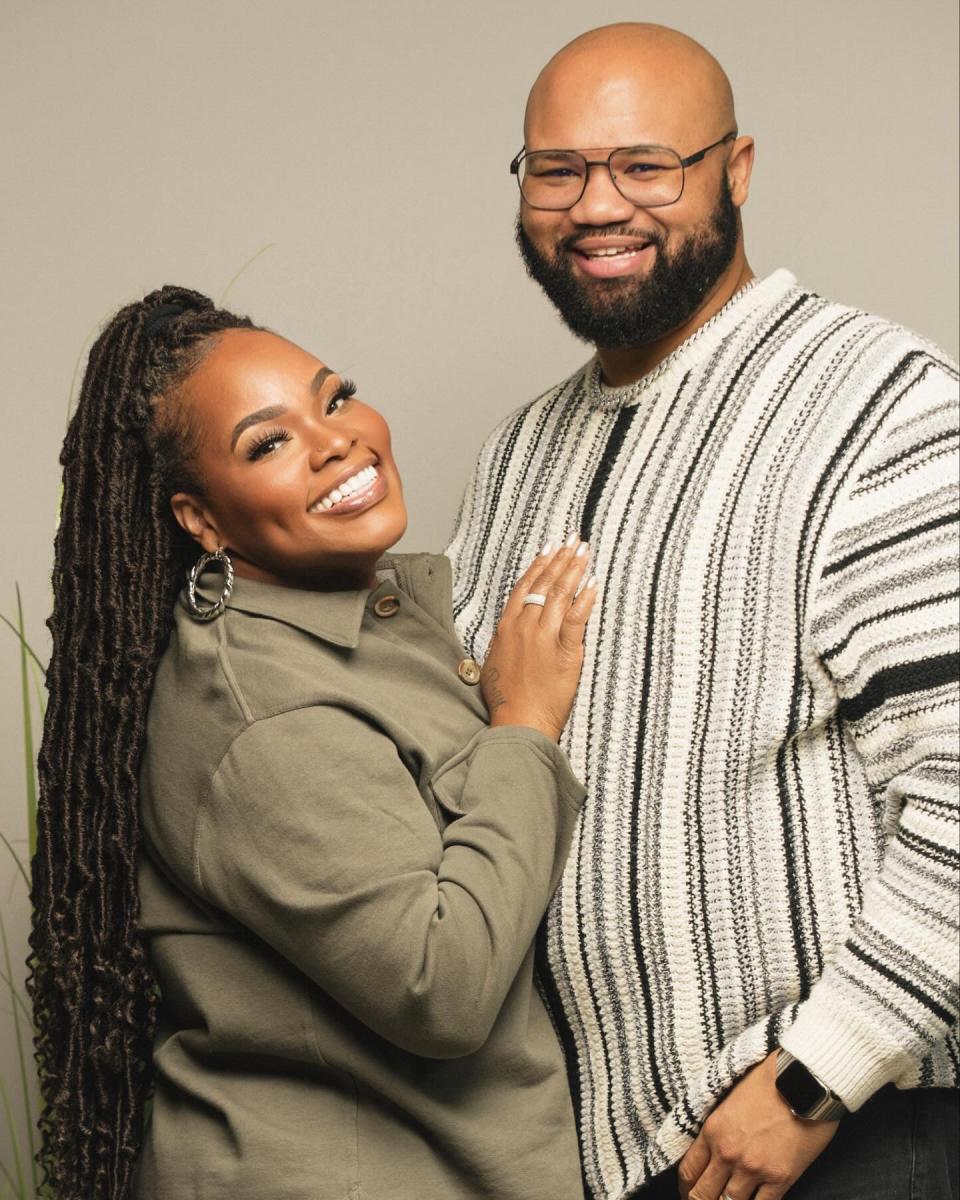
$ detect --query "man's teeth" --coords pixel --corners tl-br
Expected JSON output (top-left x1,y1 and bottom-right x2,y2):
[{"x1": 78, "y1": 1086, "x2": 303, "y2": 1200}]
[
  {"x1": 313, "y1": 465, "x2": 378, "y2": 511},
  {"x1": 581, "y1": 245, "x2": 646, "y2": 258}
]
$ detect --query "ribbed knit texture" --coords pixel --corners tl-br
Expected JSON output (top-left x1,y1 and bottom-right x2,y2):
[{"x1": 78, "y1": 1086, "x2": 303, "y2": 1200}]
[{"x1": 446, "y1": 270, "x2": 960, "y2": 1199}]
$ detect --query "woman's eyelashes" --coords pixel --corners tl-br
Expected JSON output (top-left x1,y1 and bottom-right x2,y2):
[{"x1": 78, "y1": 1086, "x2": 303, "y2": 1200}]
[
  {"x1": 244, "y1": 380, "x2": 359, "y2": 461},
  {"x1": 246, "y1": 427, "x2": 292, "y2": 461},
  {"x1": 327, "y1": 377, "x2": 357, "y2": 414}
]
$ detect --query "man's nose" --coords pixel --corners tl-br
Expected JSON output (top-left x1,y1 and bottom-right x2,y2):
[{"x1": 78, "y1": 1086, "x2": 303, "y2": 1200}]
[{"x1": 567, "y1": 162, "x2": 637, "y2": 226}]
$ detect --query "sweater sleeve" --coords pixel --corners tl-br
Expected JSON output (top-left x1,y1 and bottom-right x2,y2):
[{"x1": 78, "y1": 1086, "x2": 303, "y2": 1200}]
[
  {"x1": 193, "y1": 709, "x2": 585, "y2": 1059},
  {"x1": 781, "y1": 357, "x2": 960, "y2": 1110}
]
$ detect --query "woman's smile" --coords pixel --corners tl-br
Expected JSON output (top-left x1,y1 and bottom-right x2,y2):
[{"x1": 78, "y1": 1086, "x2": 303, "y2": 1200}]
[{"x1": 308, "y1": 462, "x2": 386, "y2": 515}]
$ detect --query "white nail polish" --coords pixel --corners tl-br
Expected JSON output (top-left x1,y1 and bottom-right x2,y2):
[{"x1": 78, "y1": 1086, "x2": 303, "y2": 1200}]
[
  {"x1": 540, "y1": 541, "x2": 553, "y2": 556},
  {"x1": 576, "y1": 542, "x2": 589, "y2": 557},
  {"x1": 565, "y1": 532, "x2": 578, "y2": 547},
  {"x1": 586, "y1": 574, "x2": 598, "y2": 588}
]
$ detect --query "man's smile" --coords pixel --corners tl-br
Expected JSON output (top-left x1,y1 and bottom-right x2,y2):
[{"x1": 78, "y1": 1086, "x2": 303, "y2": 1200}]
[
  {"x1": 569, "y1": 240, "x2": 656, "y2": 278},
  {"x1": 562, "y1": 234, "x2": 659, "y2": 279}
]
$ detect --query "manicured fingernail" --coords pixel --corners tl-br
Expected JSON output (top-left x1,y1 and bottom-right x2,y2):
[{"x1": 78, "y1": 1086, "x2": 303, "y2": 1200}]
[
  {"x1": 586, "y1": 574, "x2": 598, "y2": 588},
  {"x1": 540, "y1": 540, "x2": 553, "y2": 556},
  {"x1": 576, "y1": 541, "x2": 589, "y2": 557},
  {"x1": 565, "y1": 532, "x2": 578, "y2": 547}
]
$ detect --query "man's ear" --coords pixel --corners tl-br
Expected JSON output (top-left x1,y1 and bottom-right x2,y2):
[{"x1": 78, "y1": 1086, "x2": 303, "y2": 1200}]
[
  {"x1": 727, "y1": 135, "x2": 755, "y2": 208},
  {"x1": 170, "y1": 493, "x2": 224, "y2": 555}
]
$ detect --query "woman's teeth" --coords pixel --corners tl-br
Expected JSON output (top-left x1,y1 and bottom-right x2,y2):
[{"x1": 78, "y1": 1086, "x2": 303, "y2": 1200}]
[{"x1": 311, "y1": 465, "x2": 378, "y2": 512}]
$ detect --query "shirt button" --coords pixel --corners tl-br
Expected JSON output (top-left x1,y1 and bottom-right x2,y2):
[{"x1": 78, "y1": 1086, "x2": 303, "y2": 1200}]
[
  {"x1": 373, "y1": 595, "x2": 400, "y2": 618},
  {"x1": 457, "y1": 658, "x2": 482, "y2": 685}
]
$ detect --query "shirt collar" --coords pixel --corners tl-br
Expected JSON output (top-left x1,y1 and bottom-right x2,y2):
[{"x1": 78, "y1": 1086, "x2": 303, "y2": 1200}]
[
  {"x1": 195, "y1": 552, "x2": 448, "y2": 648},
  {"x1": 222, "y1": 575, "x2": 375, "y2": 648}
]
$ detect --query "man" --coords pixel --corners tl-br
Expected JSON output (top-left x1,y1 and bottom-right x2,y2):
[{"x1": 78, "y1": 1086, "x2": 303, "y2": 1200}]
[{"x1": 447, "y1": 23, "x2": 959, "y2": 1200}]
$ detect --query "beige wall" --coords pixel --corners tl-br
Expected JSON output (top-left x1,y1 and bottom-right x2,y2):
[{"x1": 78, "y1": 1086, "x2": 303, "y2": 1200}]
[{"x1": 1, "y1": 0, "x2": 957, "y2": 1181}]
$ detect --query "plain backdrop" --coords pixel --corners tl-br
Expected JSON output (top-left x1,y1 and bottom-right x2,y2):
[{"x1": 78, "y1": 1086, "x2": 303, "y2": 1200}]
[{"x1": 1, "y1": 0, "x2": 957, "y2": 1176}]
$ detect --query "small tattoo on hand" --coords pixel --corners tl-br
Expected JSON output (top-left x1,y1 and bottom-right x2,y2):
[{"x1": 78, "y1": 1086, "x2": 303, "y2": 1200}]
[{"x1": 486, "y1": 666, "x2": 508, "y2": 711}]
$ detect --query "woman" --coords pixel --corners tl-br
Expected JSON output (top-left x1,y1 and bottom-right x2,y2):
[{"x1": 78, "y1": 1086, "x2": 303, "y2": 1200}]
[{"x1": 31, "y1": 286, "x2": 597, "y2": 1199}]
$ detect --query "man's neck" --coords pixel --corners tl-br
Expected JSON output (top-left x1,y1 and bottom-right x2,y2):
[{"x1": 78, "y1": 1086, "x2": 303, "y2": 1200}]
[{"x1": 598, "y1": 254, "x2": 755, "y2": 387}]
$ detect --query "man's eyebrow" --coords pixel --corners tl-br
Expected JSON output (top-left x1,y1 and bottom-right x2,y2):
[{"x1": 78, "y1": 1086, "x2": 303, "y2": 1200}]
[
  {"x1": 230, "y1": 405, "x2": 288, "y2": 451},
  {"x1": 310, "y1": 366, "x2": 334, "y2": 396}
]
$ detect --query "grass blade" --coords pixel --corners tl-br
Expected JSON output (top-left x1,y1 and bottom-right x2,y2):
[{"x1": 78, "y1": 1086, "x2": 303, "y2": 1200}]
[
  {"x1": 0, "y1": 835, "x2": 28, "y2": 893},
  {"x1": 0, "y1": 614, "x2": 45, "y2": 678},
  {"x1": 218, "y1": 243, "x2": 274, "y2": 306},
  {"x1": 0, "y1": 1149, "x2": 24, "y2": 1198},
  {"x1": 0, "y1": 912, "x2": 36, "y2": 1195},
  {"x1": 0, "y1": 1042, "x2": 26, "y2": 1200},
  {"x1": 0, "y1": 963, "x2": 31, "y2": 1024},
  {"x1": 15, "y1": 589, "x2": 37, "y2": 862}
]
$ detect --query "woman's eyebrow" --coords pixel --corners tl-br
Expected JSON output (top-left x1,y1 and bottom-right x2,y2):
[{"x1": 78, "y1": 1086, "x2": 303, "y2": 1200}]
[
  {"x1": 230, "y1": 404, "x2": 287, "y2": 450},
  {"x1": 310, "y1": 366, "x2": 334, "y2": 395}
]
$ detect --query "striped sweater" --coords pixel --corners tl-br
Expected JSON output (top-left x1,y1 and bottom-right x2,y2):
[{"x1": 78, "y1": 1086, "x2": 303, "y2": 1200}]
[{"x1": 446, "y1": 269, "x2": 960, "y2": 1199}]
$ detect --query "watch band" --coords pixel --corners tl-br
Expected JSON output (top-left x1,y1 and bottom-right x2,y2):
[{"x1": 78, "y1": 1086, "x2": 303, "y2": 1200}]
[{"x1": 775, "y1": 1048, "x2": 848, "y2": 1121}]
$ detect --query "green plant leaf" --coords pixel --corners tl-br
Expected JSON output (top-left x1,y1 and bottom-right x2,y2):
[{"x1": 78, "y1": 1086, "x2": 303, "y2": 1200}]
[
  {"x1": 0, "y1": 897, "x2": 36, "y2": 1191},
  {"x1": 0, "y1": 833, "x2": 28, "y2": 892},
  {"x1": 0, "y1": 1016, "x2": 27, "y2": 1200},
  {"x1": 218, "y1": 243, "x2": 275, "y2": 306},
  {"x1": 15, "y1": 589, "x2": 37, "y2": 862},
  {"x1": 0, "y1": 614, "x2": 45, "y2": 678},
  {"x1": 0, "y1": 961, "x2": 31, "y2": 1024}
]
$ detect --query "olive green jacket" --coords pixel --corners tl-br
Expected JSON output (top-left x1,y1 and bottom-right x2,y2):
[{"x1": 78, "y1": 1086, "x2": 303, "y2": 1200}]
[{"x1": 135, "y1": 553, "x2": 585, "y2": 1199}]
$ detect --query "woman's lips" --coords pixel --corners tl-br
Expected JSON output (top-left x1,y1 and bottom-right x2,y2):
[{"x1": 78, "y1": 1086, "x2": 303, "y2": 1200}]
[
  {"x1": 569, "y1": 242, "x2": 655, "y2": 279},
  {"x1": 309, "y1": 466, "x2": 387, "y2": 517}
]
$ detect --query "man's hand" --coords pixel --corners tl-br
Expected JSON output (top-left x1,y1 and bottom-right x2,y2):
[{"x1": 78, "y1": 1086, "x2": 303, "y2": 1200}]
[{"x1": 677, "y1": 1051, "x2": 838, "y2": 1200}]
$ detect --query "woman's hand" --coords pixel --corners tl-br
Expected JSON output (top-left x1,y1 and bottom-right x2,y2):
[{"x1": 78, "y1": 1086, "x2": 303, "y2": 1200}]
[{"x1": 480, "y1": 537, "x2": 598, "y2": 741}]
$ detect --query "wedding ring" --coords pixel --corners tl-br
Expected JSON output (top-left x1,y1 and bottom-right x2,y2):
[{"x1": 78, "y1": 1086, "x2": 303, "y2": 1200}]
[{"x1": 522, "y1": 593, "x2": 547, "y2": 608}]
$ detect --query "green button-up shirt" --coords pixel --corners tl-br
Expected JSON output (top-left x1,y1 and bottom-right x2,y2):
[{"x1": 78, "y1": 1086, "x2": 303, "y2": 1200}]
[{"x1": 135, "y1": 553, "x2": 585, "y2": 1199}]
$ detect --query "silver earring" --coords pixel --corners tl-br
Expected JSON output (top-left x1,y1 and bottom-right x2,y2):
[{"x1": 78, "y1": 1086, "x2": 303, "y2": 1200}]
[{"x1": 185, "y1": 547, "x2": 234, "y2": 621}]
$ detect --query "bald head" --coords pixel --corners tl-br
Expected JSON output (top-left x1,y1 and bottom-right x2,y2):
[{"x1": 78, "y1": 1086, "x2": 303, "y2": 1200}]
[{"x1": 524, "y1": 24, "x2": 736, "y2": 153}]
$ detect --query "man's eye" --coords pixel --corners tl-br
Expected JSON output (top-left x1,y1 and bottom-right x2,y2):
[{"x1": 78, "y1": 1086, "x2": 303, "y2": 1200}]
[
  {"x1": 528, "y1": 156, "x2": 584, "y2": 181},
  {"x1": 533, "y1": 166, "x2": 583, "y2": 180},
  {"x1": 247, "y1": 428, "x2": 291, "y2": 461}
]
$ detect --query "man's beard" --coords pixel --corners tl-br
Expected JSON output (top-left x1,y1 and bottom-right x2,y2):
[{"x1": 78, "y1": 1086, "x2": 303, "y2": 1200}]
[{"x1": 515, "y1": 177, "x2": 740, "y2": 349}]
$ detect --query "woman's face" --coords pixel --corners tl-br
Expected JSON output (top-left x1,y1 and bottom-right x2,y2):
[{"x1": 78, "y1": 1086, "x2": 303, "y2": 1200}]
[{"x1": 170, "y1": 328, "x2": 407, "y2": 590}]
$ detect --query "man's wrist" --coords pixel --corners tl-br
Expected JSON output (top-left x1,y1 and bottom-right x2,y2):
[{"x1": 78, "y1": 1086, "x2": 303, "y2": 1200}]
[{"x1": 775, "y1": 1048, "x2": 848, "y2": 1122}]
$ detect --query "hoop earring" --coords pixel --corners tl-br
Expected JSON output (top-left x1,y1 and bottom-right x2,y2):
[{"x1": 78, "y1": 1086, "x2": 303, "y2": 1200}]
[{"x1": 185, "y1": 547, "x2": 235, "y2": 621}]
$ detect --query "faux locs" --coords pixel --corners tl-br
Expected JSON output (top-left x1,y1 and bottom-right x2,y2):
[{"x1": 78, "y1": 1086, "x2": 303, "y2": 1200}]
[{"x1": 30, "y1": 287, "x2": 255, "y2": 1198}]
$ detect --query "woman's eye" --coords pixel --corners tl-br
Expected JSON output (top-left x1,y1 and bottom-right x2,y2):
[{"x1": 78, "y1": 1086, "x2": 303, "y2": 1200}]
[
  {"x1": 327, "y1": 377, "x2": 358, "y2": 415},
  {"x1": 246, "y1": 428, "x2": 291, "y2": 461}
]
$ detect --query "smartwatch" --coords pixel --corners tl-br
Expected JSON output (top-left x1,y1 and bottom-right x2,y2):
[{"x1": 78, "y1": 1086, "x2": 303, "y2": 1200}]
[{"x1": 775, "y1": 1049, "x2": 848, "y2": 1122}]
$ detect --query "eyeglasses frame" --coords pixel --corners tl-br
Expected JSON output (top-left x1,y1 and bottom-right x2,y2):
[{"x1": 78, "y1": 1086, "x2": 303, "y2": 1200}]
[{"x1": 509, "y1": 131, "x2": 738, "y2": 211}]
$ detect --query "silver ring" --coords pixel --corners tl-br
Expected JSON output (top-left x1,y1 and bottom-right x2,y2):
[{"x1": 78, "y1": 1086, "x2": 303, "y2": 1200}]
[{"x1": 522, "y1": 593, "x2": 547, "y2": 608}]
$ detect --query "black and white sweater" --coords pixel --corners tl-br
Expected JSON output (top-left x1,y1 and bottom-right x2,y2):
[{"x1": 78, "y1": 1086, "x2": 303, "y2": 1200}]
[{"x1": 446, "y1": 270, "x2": 960, "y2": 1199}]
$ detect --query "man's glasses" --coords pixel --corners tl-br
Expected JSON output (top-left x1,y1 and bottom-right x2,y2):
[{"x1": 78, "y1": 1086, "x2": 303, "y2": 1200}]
[{"x1": 509, "y1": 132, "x2": 737, "y2": 211}]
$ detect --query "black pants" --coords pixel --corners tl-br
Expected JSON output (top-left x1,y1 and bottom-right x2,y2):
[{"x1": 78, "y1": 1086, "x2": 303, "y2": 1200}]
[{"x1": 636, "y1": 1086, "x2": 958, "y2": 1199}]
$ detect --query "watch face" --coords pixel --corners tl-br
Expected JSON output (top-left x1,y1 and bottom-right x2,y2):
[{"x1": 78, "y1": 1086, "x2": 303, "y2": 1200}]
[{"x1": 778, "y1": 1058, "x2": 826, "y2": 1113}]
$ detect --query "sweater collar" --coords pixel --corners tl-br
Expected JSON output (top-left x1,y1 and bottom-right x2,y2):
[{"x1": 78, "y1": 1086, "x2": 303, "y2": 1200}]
[
  {"x1": 191, "y1": 552, "x2": 452, "y2": 649},
  {"x1": 585, "y1": 268, "x2": 799, "y2": 411}
]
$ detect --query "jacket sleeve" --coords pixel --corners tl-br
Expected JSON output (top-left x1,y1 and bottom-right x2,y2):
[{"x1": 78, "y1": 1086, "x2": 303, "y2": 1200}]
[
  {"x1": 193, "y1": 710, "x2": 585, "y2": 1059},
  {"x1": 782, "y1": 358, "x2": 960, "y2": 1110}
]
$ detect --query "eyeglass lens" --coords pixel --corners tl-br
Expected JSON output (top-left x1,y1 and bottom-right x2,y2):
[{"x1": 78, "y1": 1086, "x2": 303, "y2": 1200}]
[{"x1": 518, "y1": 147, "x2": 684, "y2": 210}]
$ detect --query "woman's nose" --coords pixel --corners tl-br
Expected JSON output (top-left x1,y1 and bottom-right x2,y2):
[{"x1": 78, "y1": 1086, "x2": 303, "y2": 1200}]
[{"x1": 307, "y1": 423, "x2": 355, "y2": 468}]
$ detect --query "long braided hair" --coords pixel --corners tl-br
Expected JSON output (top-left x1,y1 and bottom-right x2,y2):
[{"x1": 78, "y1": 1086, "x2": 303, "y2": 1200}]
[{"x1": 30, "y1": 286, "x2": 256, "y2": 1198}]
